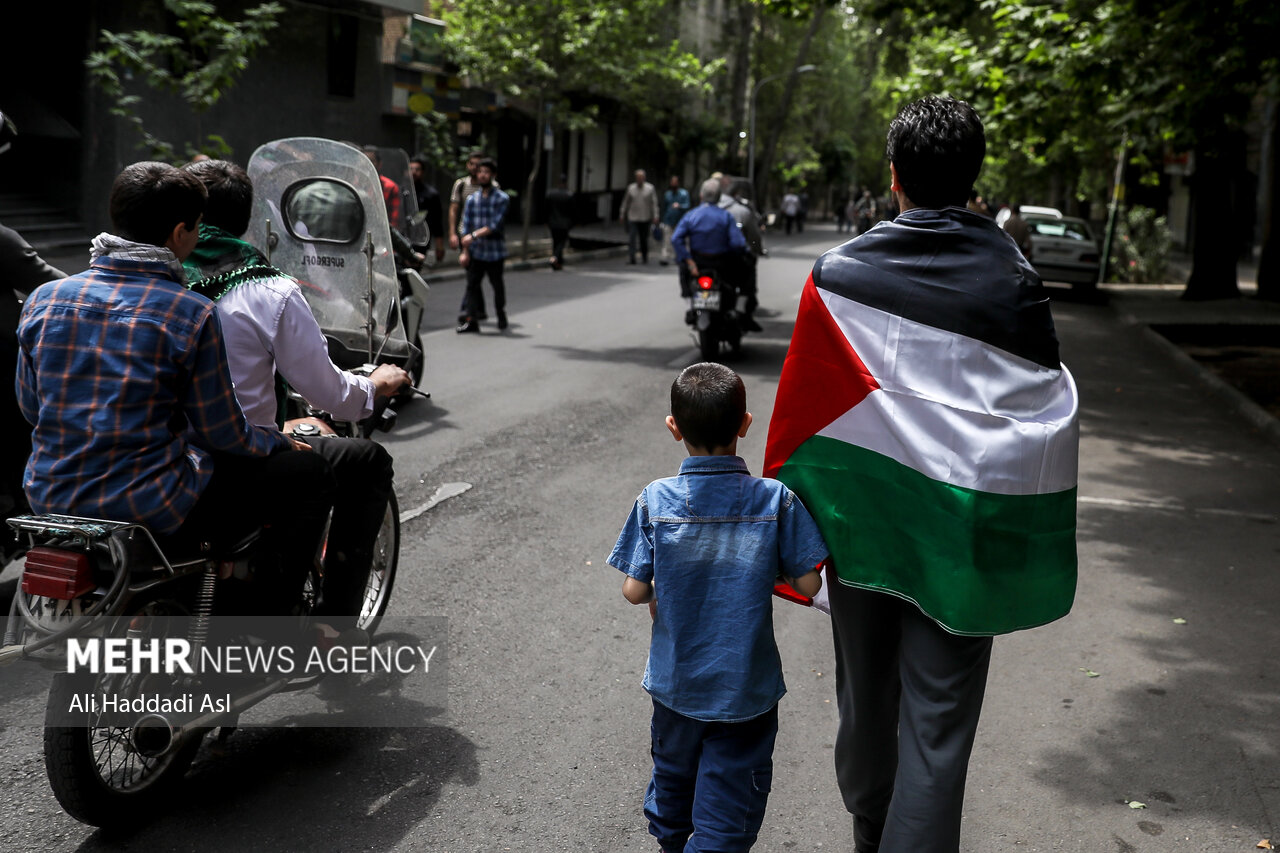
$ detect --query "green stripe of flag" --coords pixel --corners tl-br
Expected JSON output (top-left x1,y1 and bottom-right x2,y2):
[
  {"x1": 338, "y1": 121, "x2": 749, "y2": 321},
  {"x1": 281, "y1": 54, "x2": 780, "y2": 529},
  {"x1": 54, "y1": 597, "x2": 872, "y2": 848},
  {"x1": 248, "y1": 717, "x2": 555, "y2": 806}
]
[{"x1": 780, "y1": 435, "x2": 1077, "y2": 636}]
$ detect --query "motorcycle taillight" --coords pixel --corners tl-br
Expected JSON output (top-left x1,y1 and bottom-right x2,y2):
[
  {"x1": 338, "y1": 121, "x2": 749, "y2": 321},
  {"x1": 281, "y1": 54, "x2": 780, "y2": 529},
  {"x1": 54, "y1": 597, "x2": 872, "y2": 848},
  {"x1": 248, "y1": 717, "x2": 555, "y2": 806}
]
[
  {"x1": 22, "y1": 548, "x2": 96, "y2": 600},
  {"x1": 697, "y1": 276, "x2": 715, "y2": 290}
]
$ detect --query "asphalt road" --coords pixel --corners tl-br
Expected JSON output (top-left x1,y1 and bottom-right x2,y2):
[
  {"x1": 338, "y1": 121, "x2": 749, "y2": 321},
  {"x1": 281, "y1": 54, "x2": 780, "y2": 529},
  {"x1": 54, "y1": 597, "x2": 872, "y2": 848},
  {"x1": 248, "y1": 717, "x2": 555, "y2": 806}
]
[{"x1": 2, "y1": 226, "x2": 1278, "y2": 852}]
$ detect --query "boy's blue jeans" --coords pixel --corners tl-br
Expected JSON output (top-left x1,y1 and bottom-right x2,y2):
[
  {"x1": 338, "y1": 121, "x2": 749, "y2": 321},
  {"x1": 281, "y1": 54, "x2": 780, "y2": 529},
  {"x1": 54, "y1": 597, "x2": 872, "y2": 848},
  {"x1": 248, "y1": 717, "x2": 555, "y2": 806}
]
[{"x1": 646, "y1": 699, "x2": 778, "y2": 853}]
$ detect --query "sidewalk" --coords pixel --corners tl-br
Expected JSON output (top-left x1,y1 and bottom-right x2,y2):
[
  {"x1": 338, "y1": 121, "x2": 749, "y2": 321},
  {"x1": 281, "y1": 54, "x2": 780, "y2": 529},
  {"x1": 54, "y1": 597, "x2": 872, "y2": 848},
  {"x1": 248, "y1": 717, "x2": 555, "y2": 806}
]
[{"x1": 977, "y1": 281, "x2": 1280, "y2": 850}]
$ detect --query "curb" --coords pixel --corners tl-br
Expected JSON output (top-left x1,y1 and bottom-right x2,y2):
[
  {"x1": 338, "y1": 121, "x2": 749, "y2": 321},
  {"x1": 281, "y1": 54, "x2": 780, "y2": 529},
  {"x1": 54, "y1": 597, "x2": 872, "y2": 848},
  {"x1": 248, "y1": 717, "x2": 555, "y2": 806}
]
[{"x1": 1114, "y1": 305, "x2": 1280, "y2": 450}]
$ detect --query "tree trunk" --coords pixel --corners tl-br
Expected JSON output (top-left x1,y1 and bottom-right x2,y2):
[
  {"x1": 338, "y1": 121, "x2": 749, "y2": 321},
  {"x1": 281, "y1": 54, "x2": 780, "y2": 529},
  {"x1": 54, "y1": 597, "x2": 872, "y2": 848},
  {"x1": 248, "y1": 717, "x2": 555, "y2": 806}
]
[
  {"x1": 723, "y1": 0, "x2": 754, "y2": 173},
  {"x1": 755, "y1": 3, "x2": 828, "y2": 208},
  {"x1": 1183, "y1": 138, "x2": 1242, "y2": 301},
  {"x1": 1257, "y1": 96, "x2": 1279, "y2": 301},
  {"x1": 520, "y1": 96, "x2": 546, "y2": 260}
]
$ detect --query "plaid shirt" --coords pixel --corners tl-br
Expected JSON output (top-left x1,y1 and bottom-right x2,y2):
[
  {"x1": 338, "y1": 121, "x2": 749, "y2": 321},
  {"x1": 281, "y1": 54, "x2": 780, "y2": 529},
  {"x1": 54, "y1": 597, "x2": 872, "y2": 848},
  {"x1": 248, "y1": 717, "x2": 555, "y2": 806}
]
[
  {"x1": 461, "y1": 186, "x2": 509, "y2": 261},
  {"x1": 16, "y1": 256, "x2": 292, "y2": 534}
]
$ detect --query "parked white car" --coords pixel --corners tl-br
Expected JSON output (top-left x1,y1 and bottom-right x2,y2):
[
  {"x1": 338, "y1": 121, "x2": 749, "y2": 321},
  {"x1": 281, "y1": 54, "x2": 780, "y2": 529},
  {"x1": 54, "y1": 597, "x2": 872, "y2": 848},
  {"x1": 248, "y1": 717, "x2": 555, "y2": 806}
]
[{"x1": 1025, "y1": 214, "x2": 1101, "y2": 287}]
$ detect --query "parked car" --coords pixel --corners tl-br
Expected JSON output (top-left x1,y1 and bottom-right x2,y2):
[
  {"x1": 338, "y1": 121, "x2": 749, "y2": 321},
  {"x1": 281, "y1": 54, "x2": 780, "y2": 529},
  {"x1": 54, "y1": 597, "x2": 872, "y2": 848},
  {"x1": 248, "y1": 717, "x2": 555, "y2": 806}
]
[
  {"x1": 996, "y1": 204, "x2": 1062, "y2": 226},
  {"x1": 1025, "y1": 214, "x2": 1101, "y2": 287}
]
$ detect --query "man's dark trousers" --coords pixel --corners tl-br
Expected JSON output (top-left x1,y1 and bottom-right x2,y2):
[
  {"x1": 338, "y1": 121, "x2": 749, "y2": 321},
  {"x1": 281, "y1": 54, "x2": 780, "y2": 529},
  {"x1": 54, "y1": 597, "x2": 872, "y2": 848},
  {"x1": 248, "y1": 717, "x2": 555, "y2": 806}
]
[
  {"x1": 464, "y1": 258, "x2": 506, "y2": 322},
  {"x1": 549, "y1": 227, "x2": 570, "y2": 266},
  {"x1": 166, "y1": 449, "x2": 336, "y2": 615},
  {"x1": 829, "y1": 581, "x2": 992, "y2": 853},
  {"x1": 302, "y1": 435, "x2": 394, "y2": 629},
  {"x1": 628, "y1": 221, "x2": 651, "y2": 263}
]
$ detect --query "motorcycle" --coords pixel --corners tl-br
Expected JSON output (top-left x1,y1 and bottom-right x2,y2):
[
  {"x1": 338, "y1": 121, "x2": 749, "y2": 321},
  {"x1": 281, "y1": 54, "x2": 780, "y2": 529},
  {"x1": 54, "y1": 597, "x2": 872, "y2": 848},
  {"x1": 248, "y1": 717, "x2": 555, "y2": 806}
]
[
  {"x1": 0, "y1": 137, "x2": 420, "y2": 829},
  {"x1": 685, "y1": 259, "x2": 744, "y2": 361}
]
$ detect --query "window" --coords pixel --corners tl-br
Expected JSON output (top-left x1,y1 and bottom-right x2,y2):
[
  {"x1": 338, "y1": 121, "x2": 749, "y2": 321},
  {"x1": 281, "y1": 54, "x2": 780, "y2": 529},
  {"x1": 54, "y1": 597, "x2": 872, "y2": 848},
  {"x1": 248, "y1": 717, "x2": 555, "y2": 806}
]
[{"x1": 284, "y1": 179, "x2": 364, "y2": 244}]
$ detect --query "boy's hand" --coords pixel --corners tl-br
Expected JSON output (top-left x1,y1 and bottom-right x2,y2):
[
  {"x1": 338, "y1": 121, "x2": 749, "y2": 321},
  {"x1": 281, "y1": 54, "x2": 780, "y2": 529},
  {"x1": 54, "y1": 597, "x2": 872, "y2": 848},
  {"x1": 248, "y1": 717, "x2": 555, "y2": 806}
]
[{"x1": 622, "y1": 576, "x2": 654, "y2": 605}]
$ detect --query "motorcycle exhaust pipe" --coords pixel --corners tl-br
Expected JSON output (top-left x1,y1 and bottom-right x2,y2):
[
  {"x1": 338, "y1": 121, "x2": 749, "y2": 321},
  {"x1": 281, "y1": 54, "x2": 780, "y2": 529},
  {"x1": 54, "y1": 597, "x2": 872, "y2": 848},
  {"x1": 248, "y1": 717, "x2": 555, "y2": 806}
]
[
  {"x1": 131, "y1": 713, "x2": 174, "y2": 758},
  {"x1": 128, "y1": 675, "x2": 296, "y2": 756}
]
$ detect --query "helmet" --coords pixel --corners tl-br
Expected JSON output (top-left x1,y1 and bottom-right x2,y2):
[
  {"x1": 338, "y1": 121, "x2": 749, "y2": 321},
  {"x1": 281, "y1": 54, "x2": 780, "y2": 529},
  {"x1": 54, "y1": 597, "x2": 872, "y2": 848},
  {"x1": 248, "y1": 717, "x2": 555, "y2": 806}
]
[{"x1": 0, "y1": 111, "x2": 16, "y2": 156}]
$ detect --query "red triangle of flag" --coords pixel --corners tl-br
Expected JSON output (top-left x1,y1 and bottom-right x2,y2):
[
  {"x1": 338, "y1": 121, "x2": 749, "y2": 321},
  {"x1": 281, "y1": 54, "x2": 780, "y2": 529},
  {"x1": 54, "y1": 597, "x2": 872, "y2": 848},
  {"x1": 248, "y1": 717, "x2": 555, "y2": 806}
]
[{"x1": 764, "y1": 274, "x2": 879, "y2": 477}]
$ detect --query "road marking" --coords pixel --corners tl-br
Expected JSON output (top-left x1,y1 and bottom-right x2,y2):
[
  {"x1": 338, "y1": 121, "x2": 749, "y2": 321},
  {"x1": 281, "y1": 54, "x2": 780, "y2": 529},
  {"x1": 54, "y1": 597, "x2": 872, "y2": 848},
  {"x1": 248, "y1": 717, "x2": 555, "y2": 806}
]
[
  {"x1": 400, "y1": 482, "x2": 473, "y2": 523},
  {"x1": 1078, "y1": 495, "x2": 1276, "y2": 523}
]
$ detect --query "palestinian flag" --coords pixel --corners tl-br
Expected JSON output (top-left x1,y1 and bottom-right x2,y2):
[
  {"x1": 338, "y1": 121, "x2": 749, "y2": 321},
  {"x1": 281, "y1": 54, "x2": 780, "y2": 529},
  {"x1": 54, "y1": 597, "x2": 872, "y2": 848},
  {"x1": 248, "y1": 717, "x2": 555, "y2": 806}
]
[{"x1": 765, "y1": 207, "x2": 1079, "y2": 636}]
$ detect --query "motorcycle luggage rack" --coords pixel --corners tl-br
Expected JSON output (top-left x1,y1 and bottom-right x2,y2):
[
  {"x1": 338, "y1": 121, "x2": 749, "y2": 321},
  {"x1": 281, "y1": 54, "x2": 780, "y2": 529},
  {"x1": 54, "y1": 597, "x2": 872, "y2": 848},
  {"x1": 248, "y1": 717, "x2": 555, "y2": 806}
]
[{"x1": 7, "y1": 514, "x2": 178, "y2": 576}]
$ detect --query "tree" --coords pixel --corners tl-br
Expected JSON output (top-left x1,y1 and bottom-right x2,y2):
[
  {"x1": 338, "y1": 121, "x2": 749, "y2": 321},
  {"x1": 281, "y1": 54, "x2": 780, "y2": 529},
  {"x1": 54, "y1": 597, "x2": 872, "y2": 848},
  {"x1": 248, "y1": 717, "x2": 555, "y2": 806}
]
[
  {"x1": 875, "y1": 0, "x2": 1280, "y2": 299},
  {"x1": 441, "y1": 0, "x2": 720, "y2": 257},
  {"x1": 86, "y1": 0, "x2": 283, "y2": 162}
]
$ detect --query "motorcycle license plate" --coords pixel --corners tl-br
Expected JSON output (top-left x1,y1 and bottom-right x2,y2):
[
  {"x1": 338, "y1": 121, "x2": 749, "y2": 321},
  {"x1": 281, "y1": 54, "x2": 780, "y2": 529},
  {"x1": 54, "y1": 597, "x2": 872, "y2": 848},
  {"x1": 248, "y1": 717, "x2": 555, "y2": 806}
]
[{"x1": 691, "y1": 291, "x2": 721, "y2": 311}]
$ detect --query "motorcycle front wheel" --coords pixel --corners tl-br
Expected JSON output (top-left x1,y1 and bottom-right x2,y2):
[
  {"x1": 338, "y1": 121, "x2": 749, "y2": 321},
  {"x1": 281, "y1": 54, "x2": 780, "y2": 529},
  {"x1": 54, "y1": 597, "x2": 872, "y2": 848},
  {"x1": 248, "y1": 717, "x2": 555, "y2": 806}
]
[
  {"x1": 356, "y1": 491, "x2": 399, "y2": 635},
  {"x1": 43, "y1": 672, "x2": 204, "y2": 827}
]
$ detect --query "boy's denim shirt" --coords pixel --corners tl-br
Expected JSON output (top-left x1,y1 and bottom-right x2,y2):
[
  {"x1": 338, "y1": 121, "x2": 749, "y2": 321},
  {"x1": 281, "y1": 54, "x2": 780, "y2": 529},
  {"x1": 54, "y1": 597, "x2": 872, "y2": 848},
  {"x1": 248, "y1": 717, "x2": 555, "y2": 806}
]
[{"x1": 608, "y1": 455, "x2": 829, "y2": 722}]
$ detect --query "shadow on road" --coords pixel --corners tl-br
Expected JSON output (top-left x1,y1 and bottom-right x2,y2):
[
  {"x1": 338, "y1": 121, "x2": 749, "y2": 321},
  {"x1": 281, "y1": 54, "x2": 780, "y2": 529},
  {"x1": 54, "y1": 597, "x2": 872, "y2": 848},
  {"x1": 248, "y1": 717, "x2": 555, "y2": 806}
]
[{"x1": 1024, "y1": 300, "x2": 1280, "y2": 837}]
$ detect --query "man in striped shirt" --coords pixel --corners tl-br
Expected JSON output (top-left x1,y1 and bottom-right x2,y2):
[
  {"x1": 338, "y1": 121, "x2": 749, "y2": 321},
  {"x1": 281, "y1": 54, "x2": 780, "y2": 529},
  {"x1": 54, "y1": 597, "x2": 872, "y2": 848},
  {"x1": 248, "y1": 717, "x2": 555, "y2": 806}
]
[{"x1": 16, "y1": 162, "x2": 333, "y2": 609}]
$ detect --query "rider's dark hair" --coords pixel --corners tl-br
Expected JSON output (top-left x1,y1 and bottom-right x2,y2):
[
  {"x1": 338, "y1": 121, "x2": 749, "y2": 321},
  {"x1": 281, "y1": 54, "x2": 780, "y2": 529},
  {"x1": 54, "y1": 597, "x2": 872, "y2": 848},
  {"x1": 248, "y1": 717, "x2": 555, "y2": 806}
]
[
  {"x1": 183, "y1": 159, "x2": 253, "y2": 237},
  {"x1": 476, "y1": 157, "x2": 498, "y2": 174},
  {"x1": 109, "y1": 162, "x2": 206, "y2": 247},
  {"x1": 410, "y1": 155, "x2": 427, "y2": 168},
  {"x1": 670, "y1": 363, "x2": 745, "y2": 452},
  {"x1": 885, "y1": 96, "x2": 985, "y2": 209}
]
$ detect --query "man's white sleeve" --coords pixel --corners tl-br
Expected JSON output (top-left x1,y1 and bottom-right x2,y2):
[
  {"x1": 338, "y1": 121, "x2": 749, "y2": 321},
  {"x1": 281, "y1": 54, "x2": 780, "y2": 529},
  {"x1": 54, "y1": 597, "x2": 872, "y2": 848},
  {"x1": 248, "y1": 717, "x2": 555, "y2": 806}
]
[{"x1": 273, "y1": 286, "x2": 376, "y2": 421}]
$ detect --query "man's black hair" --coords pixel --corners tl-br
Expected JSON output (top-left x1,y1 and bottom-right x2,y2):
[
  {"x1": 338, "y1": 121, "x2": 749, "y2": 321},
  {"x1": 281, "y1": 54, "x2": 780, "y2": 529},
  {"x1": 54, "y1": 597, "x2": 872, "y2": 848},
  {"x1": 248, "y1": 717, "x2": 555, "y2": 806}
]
[
  {"x1": 109, "y1": 161, "x2": 206, "y2": 247},
  {"x1": 183, "y1": 159, "x2": 253, "y2": 237},
  {"x1": 410, "y1": 154, "x2": 428, "y2": 168},
  {"x1": 885, "y1": 96, "x2": 985, "y2": 209},
  {"x1": 476, "y1": 157, "x2": 498, "y2": 174},
  {"x1": 670, "y1": 362, "x2": 746, "y2": 451}
]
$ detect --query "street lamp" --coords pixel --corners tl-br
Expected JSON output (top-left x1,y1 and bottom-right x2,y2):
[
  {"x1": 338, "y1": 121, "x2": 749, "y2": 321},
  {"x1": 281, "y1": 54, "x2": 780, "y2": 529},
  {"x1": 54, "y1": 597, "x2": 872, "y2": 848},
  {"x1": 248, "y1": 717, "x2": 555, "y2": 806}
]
[{"x1": 747, "y1": 64, "x2": 817, "y2": 198}]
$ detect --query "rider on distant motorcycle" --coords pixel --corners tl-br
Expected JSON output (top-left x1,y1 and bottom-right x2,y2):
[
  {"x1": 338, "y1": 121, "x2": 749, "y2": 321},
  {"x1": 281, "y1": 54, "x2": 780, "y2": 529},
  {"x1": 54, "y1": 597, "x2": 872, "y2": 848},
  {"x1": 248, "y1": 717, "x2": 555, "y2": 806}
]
[
  {"x1": 182, "y1": 159, "x2": 410, "y2": 630},
  {"x1": 670, "y1": 179, "x2": 750, "y2": 314}
]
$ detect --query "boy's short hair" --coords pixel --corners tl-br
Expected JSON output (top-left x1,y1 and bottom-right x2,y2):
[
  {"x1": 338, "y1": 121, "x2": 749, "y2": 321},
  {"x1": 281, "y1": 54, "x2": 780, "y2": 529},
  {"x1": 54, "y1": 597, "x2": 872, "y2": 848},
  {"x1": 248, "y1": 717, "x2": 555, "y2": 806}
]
[
  {"x1": 183, "y1": 159, "x2": 253, "y2": 237},
  {"x1": 885, "y1": 95, "x2": 985, "y2": 210},
  {"x1": 671, "y1": 363, "x2": 746, "y2": 451},
  {"x1": 109, "y1": 162, "x2": 207, "y2": 247},
  {"x1": 476, "y1": 157, "x2": 498, "y2": 174}
]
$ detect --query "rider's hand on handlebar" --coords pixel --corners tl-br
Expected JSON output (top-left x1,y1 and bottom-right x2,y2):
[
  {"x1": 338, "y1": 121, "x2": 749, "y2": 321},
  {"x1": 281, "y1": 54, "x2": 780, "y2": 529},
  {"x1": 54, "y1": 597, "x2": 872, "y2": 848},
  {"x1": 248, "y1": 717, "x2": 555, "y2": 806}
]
[{"x1": 370, "y1": 363, "x2": 412, "y2": 399}]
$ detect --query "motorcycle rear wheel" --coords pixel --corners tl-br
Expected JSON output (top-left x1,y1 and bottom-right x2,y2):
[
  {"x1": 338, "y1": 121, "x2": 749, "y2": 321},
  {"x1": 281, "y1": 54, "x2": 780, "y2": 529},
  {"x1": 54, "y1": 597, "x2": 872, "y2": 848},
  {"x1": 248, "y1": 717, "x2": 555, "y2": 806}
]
[
  {"x1": 43, "y1": 672, "x2": 204, "y2": 827},
  {"x1": 356, "y1": 491, "x2": 399, "y2": 635},
  {"x1": 698, "y1": 327, "x2": 719, "y2": 361}
]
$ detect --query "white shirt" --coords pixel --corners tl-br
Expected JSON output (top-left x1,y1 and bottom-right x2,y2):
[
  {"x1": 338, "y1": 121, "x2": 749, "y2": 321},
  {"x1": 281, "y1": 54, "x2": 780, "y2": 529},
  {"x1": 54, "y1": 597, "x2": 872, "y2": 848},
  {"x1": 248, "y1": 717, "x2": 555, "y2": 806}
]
[
  {"x1": 782, "y1": 193, "x2": 800, "y2": 216},
  {"x1": 215, "y1": 275, "x2": 376, "y2": 426}
]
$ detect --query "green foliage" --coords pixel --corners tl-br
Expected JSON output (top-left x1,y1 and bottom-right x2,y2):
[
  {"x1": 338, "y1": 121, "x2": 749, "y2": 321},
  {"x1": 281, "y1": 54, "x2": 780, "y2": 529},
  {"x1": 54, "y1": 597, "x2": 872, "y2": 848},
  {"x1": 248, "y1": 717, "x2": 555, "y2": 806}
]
[
  {"x1": 1111, "y1": 206, "x2": 1172, "y2": 284},
  {"x1": 86, "y1": 0, "x2": 283, "y2": 162},
  {"x1": 412, "y1": 111, "x2": 466, "y2": 176},
  {"x1": 441, "y1": 0, "x2": 719, "y2": 126}
]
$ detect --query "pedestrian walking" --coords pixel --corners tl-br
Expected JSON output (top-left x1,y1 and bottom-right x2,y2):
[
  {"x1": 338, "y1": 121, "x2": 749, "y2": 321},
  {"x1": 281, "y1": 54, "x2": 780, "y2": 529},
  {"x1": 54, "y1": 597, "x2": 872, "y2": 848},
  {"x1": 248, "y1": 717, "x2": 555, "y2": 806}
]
[
  {"x1": 797, "y1": 189, "x2": 809, "y2": 233},
  {"x1": 545, "y1": 174, "x2": 574, "y2": 270},
  {"x1": 449, "y1": 150, "x2": 499, "y2": 322},
  {"x1": 620, "y1": 169, "x2": 659, "y2": 264},
  {"x1": 608, "y1": 362, "x2": 828, "y2": 853},
  {"x1": 781, "y1": 189, "x2": 800, "y2": 234},
  {"x1": 409, "y1": 155, "x2": 445, "y2": 264},
  {"x1": 764, "y1": 95, "x2": 1079, "y2": 853},
  {"x1": 457, "y1": 158, "x2": 510, "y2": 333},
  {"x1": 855, "y1": 189, "x2": 877, "y2": 235},
  {"x1": 659, "y1": 175, "x2": 691, "y2": 266},
  {"x1": 1001, "y1": 203, "x2": 1033, "y2": 259}
]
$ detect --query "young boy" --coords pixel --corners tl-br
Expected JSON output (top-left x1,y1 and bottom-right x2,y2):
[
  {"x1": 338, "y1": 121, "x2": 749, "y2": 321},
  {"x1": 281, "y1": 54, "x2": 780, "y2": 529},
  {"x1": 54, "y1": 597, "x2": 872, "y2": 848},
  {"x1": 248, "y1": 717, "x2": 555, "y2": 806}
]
[{"x1": 607, "y1": 362, "x2": 829, "y2": 853}]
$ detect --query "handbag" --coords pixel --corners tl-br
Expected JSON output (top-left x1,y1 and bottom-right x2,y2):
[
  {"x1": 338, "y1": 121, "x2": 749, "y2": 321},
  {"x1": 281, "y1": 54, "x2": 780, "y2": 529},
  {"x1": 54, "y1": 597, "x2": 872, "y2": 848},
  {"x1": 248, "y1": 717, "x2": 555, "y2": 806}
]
[{"x1": 652, "y1": 223, "x2": 664, "y2": 242}]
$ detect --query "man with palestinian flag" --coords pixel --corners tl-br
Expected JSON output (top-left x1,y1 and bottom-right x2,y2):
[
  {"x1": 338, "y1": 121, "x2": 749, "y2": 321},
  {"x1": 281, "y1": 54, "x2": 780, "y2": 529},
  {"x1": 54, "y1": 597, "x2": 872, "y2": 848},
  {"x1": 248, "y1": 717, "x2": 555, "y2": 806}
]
[{"x1": 764, "y1": 96, "x2": 1079, "y2": 852}]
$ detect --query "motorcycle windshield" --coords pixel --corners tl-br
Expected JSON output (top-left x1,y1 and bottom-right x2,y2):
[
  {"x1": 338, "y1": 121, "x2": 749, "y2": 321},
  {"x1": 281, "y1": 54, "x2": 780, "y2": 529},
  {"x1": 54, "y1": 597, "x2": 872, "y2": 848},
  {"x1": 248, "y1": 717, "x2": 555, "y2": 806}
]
[
  {"x1": 378, "y1": 147, "x2": 429, "y2": 247},
  {"x1": 245, "y1": 138, "x2": 407, "y2": 357}
]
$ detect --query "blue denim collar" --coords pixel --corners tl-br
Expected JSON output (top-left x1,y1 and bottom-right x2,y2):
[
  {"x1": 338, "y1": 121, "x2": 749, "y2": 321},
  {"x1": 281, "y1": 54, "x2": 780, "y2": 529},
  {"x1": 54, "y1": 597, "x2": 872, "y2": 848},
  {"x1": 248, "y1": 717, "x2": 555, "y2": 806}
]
[{"x1": 678, "y1": 455, "x2": 750, "y2": 476}]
